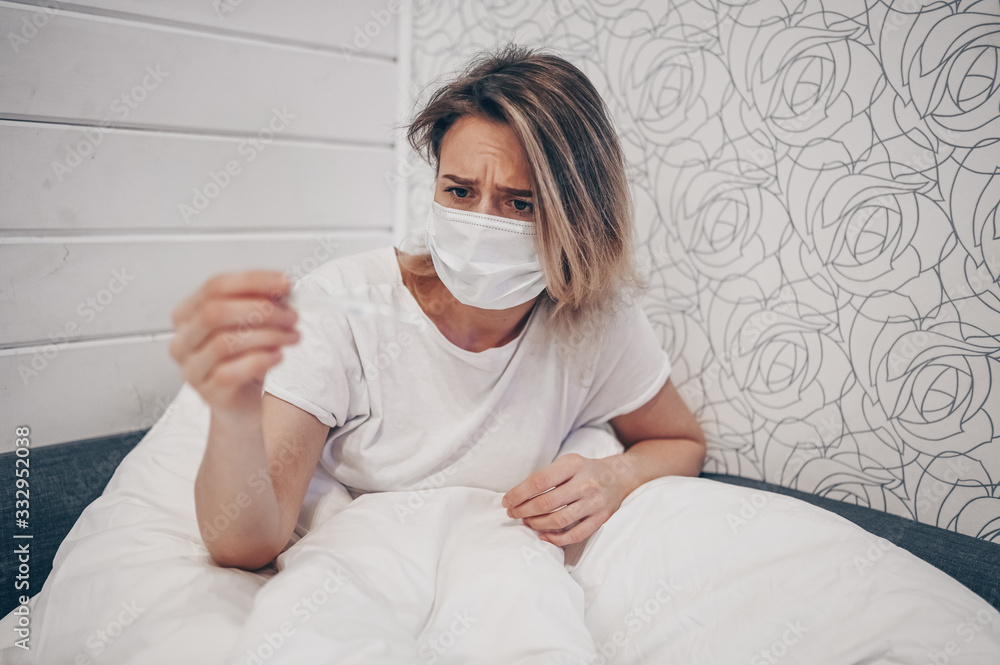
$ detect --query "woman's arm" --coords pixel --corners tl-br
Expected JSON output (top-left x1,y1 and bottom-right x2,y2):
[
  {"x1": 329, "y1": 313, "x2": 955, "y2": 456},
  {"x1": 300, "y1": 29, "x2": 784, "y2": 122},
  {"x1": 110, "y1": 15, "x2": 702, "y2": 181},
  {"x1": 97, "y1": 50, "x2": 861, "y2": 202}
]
[
  {"x1": 503, "y1": 378, "x2": 705, "y2": 547},
  {"x1": 170, "y1": 270, "x2": 328, "y2": 570},
  {"x1": 607, "y1": 377, "x2": 707, "y2": 495},
  {"x1": 195, "y1": 393, "x2": 328, "y2": 570}
]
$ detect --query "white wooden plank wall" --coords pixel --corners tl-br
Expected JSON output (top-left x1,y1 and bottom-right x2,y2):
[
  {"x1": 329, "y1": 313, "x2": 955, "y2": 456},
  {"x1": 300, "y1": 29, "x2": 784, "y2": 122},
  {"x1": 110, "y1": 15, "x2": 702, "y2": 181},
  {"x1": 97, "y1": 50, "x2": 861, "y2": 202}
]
[{"x1": 0, "y1": 0, "x2": 409, "y2": 450}]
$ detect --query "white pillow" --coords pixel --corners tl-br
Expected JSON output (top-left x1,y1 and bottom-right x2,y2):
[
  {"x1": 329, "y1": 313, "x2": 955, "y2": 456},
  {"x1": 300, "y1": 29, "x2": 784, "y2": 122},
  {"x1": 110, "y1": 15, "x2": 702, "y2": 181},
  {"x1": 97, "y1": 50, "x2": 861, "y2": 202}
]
[{"x1": 568, "y1": 474, "x2": 1000, "y2": 664}]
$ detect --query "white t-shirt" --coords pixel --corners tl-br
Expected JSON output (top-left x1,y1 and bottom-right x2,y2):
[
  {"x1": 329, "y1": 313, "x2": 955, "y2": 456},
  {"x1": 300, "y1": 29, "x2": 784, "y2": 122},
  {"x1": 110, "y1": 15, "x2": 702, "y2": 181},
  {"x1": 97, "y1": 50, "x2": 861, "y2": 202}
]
[{"x1": 262, "y1": 246, "x2": 671, "y2": 497}]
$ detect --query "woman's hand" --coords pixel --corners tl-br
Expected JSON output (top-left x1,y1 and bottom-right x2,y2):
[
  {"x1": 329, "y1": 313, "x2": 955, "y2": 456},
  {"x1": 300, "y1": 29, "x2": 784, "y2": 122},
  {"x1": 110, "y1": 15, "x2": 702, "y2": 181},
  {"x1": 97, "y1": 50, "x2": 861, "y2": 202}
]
[
  {"x1": 169, "y1": 270, "x2": 300, "y2": 422},
  {"x1": 502, "y1": 453, "x2": 637, "y2": 547}
]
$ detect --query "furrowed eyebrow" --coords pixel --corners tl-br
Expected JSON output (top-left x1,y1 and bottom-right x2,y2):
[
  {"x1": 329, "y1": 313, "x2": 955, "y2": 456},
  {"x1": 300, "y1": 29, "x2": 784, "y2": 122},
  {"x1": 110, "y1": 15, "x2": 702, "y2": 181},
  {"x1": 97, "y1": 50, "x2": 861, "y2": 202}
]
[
  {"x1": 441, "y1": 174, "x2": 533, "y2": 198},
  {"x1": 498, "y1": 186, "x2": 533, "y2": 198},
  {"x1": 442, "y1": 174, "x2": 475, "y2": 186}
]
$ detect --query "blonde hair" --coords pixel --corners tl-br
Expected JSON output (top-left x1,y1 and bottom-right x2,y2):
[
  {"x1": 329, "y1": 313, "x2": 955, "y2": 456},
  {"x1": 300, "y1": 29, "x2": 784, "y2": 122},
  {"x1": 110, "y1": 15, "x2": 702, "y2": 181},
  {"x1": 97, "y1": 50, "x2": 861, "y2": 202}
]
[{"x1": 404, "y1": 44, "x2": 645, "y2": 359}]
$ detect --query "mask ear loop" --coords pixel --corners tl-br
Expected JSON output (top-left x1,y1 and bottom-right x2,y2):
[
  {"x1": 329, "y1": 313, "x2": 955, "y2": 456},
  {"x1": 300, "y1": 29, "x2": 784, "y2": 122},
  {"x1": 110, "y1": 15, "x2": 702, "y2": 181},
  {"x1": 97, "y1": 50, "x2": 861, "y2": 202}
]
[
  {"x1": 423, "y1": 203, "x2": 435, "y2": 263},
  {"x1": 396, "y1": 179, "x2": 435, "y2": 256},
  {"x1": 416, "y1": 177, "x2": 438, "y2": 254}
]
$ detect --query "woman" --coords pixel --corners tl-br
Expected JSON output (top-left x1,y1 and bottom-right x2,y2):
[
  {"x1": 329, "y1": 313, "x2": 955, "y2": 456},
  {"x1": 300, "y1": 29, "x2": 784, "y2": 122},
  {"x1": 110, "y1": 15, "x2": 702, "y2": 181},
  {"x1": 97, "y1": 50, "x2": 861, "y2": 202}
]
[{"x1": 170, "y1": 45, "x2": 705, "y2": 583}]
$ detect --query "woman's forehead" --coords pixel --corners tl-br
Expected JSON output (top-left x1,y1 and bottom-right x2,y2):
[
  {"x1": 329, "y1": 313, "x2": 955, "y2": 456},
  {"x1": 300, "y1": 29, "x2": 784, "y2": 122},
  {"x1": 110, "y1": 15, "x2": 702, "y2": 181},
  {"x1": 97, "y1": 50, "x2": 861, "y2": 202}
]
[{"x1": 438, "y1": 115, "x2": 532, "y2": 187}]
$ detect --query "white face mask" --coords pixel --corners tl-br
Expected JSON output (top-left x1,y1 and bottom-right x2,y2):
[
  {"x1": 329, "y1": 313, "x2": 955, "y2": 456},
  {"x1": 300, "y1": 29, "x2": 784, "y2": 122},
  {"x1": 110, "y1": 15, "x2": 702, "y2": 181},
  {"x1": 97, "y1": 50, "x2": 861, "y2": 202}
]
[{"x1": 425, "y1": 201, "x2": 547, "y2": 310}]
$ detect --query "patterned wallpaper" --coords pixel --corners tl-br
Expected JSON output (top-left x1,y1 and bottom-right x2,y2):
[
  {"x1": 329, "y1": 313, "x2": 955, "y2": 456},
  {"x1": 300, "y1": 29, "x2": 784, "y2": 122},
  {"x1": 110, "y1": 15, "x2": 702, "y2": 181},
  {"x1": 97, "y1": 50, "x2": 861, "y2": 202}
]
[{"x1": 402, "y1": 0, "x2": 1000, "y2": 541}]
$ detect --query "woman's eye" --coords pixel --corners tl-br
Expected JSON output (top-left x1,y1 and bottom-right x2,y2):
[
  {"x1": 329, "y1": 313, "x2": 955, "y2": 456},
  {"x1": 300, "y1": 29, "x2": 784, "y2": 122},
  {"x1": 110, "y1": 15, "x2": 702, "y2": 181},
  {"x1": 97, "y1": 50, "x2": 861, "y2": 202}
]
[
  {"x1": 513, "y1": 200, "x2": 533, "y2": 213},
  {"x1": 446, "y1": 187, "x2": 469, "y2": 199}
]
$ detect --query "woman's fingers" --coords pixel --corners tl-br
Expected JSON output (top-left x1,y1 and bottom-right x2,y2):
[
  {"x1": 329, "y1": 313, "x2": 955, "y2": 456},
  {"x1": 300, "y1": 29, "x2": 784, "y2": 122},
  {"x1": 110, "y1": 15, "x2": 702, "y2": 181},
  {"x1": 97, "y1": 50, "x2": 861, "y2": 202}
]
[
  {"x1": 168, "y1": 270, "x2": 298, "y2": 415},
  {"x1": 538, "y1": 514, "x2": 600, "y2": 547},
  {"x1": 508, "y1": 481, "x2": 578, "y2": 520},
  {"x1": 171, "y1": 270, "x2": 290, "y2": 327},
  {"x1": 170, "y1": 296, "x2": 297, "y2": 361},
  {"x1": 198, "y1": 347, "x2": 286, "y2": 408},
  {"x1": 504, "y1": 454, "x2": 624, "y2": 542},
  {"x1": 523, "y1": 499, "x2": 591, "y2": 532},
  {"x1": 502, "y1": 454, "x2": 582, "y2": 512},
  {"x1": 181, "y1": 326, "x2": 300, "y2": 387}
]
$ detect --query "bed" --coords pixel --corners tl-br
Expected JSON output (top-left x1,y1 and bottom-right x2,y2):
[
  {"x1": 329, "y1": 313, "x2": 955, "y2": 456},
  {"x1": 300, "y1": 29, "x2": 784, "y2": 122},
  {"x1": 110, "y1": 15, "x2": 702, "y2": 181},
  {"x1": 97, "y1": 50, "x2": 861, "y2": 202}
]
[{"x1": 2, "y1": 382, "x2": 999, "y2": 663}]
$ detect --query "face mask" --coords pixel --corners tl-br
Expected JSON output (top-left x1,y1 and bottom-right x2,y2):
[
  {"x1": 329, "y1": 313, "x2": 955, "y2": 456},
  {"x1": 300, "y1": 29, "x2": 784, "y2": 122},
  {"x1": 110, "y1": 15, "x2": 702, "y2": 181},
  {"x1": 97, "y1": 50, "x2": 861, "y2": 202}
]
[{"x1": 425, "y1": 201, "x2": 547, "y2": 310}]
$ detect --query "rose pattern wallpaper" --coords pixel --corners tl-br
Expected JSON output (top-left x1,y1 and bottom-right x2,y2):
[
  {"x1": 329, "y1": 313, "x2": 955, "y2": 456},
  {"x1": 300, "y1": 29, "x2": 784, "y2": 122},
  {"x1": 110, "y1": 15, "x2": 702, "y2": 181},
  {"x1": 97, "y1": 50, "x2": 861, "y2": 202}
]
[{"x1": 403, "y1": 0, "x2": 1000, "y2": 541}]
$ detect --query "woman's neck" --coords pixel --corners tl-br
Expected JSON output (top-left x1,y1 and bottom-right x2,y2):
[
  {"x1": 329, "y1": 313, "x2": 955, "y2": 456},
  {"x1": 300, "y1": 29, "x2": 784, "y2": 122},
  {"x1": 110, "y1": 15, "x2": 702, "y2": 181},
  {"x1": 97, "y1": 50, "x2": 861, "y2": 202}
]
[{"x1": 397, "y1": 249, "x2": 537, "y2": 353}]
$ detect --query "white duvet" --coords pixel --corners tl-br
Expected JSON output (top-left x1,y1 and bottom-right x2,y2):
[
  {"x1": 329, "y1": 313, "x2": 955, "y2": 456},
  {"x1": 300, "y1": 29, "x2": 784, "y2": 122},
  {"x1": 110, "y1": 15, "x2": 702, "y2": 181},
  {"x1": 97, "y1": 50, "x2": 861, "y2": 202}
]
[{"x1": 2, "y1": 384, "x2": 999, "y2": 664}]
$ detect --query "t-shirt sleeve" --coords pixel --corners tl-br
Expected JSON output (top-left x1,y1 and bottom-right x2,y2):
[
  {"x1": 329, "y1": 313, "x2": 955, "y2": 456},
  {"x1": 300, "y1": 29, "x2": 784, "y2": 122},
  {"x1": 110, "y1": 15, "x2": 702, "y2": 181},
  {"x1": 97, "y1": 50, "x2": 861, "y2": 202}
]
[
  {"x1": 572, "y1": 298, "x2": 672, "y2": 428},
  {"x1": 262, "y1": 274, "x2": 364, "y2": 429}
]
